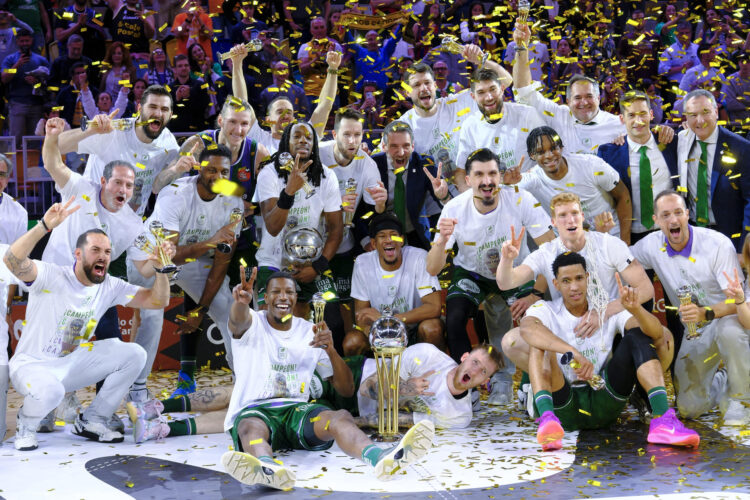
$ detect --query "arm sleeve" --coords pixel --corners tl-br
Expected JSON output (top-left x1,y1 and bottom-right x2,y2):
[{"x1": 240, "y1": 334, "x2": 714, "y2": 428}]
[
  {"x1": 256, "y1": 166, "x2": 281, "y2": 203},
  {"x1": 629, "y1": 238, "x2": 653, "y2": 270},
  {"x1": 520, "y1": 190, "x2": 553, "y2": 238},
  {"x1": 322, "y1": 172, "x2": 342, "y2": 212},
  {"x1": 155, "y1": 189, "x2": 184, "y2": 233},
  {"x1": 112, "y1": 90, "x2": 129, "y2": 118},
  {"x1": 360, "y1": 159, "x2": 380, "y2": 205},
  {"x1": 602, "y1": 234, "x2": 635, "y2": 272},
  {"x1": 460, "y1": 20, "x2": 475, "y2": 43},
  {"x1": 522, "y1": 245, "x2": 548, "y2": 277},
  {"x1": 349, "y1": 256, "x2": 368, "y2": 301},
  {"x1": 316, "y1": 349, "x2": 334, "y2": 380},
  {"x1": 415, "y1": 250, "x2": 441, "y2": 296},
  {"x1": 714, "y1": 237, "x2": 742, "y2": 290},
  {"x1": 77, "y1": 132, "x2": 106, "y2": 155},
  {"x1": 591, "y1": 156, "x2": 621, "y2": 191},
  {"x1": 109, "y1": 277, "x2": 141, "y2": 307},
  {"x1": 657, "y1": 48, "x2": 671, "y2": 75},
  {"x1": 80, "y1": 88, "x2": 98, "y2": 119},
  {"x1": 27, "y1": 259, "x2": 53, "y2": 291}
]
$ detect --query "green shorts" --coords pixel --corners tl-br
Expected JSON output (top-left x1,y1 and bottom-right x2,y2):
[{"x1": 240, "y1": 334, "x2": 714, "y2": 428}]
[
  {"x1": 230, "y1": 401, "x2": 333, "y2": 452},
  {"x1": 533, "y1": 363, "x2": 629, "y2": 431},
  {"x1": 446, "y1": 266, "x2": 534, "y2": 306},
  {"x1": 315, "y1": 355, "x2": 366, "y2": 416},
  {"x1": 227, "y1": 244, "x2": 258, "y2": 289},
  {"x1": 329, "y1": 252, "x2": 355, "y2": 301},
  {"x1": 256, "y1": 266, "x2": 338, "y2": 305}
]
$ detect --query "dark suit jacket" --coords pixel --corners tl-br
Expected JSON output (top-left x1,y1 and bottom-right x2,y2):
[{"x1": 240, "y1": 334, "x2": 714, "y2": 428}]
[{"x1": 355, "y1": 151, "x2": 441, "y2": 251}]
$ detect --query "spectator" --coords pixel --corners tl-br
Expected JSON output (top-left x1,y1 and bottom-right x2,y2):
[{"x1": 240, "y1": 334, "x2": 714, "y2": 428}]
[
  {"x1": 258, "y1": 60, "x2": 310, "y2": 121},
  {"x1": 6, "y1": 0, "x2": 51, "y2": 53},
  {"x1": 655, "y1": 3, "x2": 683, "y2": 47},
  {"x1": 241, "y1": 29, "x2": 287, "y2": 103},
  {"x1": 167, "y1": 54, "x2": 209, "y2": 132},
  {"x1": 351, "y1": 80, "x2": 385, "y2": 129},
  {"x1": 658, "y1": 20, "x2": 700, "y2": 89},
  {"x1": 34, "y1": 103, "x2": 71, "y2": 136},
  {"x1": 722, "y1": 52, "x2": 750, "y2": 127},
  {"x1": 642, "y1": 78, "x2": 665, "y2": 125},
  {"x1": 599, "y1": 74, "x2": 623, "y2": 115},
  {"x1": 547, "y1": 38, "x2": 582, "y2": 90},
  {"x1": 105, "y1": 0, "x2": 155, "y2": 63},
  {"x1": 504, "y1": 33, "x2": 549, "y2": 84},
  {"x1": 282, "y1": 0, "x2": 327, "y2": 39},
  {"x1": 617, "y1": 9, "x2": 659, "y2": 83},
  {"x1": 412, "y1": 2, "x2": 441, "y2": 60},
  {"x1": 54, "y1": 0, "x2": 108, "y2": 63},
  {"x1": 48, "y1": 35, "x2": 93, "y2": 90},
  {"x1": 151, "y1": 0, "x2": 182, "y2": 41},
  {"x1": 346, "y1": 26, "x2": 402, "y2": 91},
  {"x1": 99, "y1": 41, "x2": 137, "y2": 99},
  {"x1": 55, "y1": 61, "x2": 95, "y2": 128},
  {"x1": 383, "y1": 55, "x2": 413, "y2": 109},
  {"x1": 680, "y1": 43, "x2": 725, "y2": 93},
  {"x1": 0, "y1": 8, "x2": 33, "y2": 66},
  {"x1": 228, "y1": 1, "x2": 267, "y2": 44},
  {"x1": 697, "y1": 8, "x2": 743, "y2": 54},
  {"x1": 1, "y1": 28, "x2": 49, "y2": 145},
  {"x1": 146, "y1": 47, "x2": 174, "y2": 87},
  {"x1": 298, "y1": 16, "x2": 343, "y2": 109},
  {"x1": 578, "y1": 19, "x2": 617, "y2": 81},
  {"x1": 187, "y1": 42, "x2": 221, "y2": 83},
  {"x1": 122, "y1": 77, "x2": 147, "y2": 117},
  {"x1": 433, "y1": 60, "x2": 461, "y2": 98},
  {"x1": 459, "y1": 2, "x2": 497, "y2": 51},
  {"x1": 81, "y1": 87, "x2": 128, "y2": 120},
  {"x1": 172, "y1": 0, "x2": 213, "y2": 62}
]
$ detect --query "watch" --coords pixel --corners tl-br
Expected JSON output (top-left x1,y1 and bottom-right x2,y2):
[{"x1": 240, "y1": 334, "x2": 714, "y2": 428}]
[{"x1": 703, "y1": 307, "x2": 715, "y2": 323}]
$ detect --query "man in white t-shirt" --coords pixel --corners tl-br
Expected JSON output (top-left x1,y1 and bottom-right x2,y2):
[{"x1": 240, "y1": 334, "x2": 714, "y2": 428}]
[
  {"x1": 318, "y1": 108, "x2": 387, "y2": 304},
  {"x1": 455, "y1": 67, "x2": 545, "y2": 188},
  {"x1": 56, "y1": 85, "x2": 179, "y2": 217},
  {"x1": 521, "y1": 251, "x2": 698, "y2": 451},
  {"x1": 631, "y1": 190, "x2": 750, "y2": 426},
  {"x1": 519, "y1": 125, "x2": 632, "y2": 240},
  {"x1": 0, "y1": 244, "x2": 20, "y2": 445},
  {"x1": 426, "y1": 148, "x2": 554, "y2": 404},
  {"x1": 398, "y1": 44, "x2": 513, "y2": 191},
  {"x1": 220, "y1": 270, "x2": 435, "y2": 490},
  {"x1": 130, "y1": 144, "x2": 243, "y2": 399},
  {"x1": 255, "y1": 122, "x2": 346, "y2": 352},
  {"x1": 3, "y1": 199, "x2": 171, "y2": 451},
  {"x1": 347, "y1": 213, "x2": 443, "y2": 354},
  {"x1": 0, "y1": 153, "x2": 27, "y2": 247}
]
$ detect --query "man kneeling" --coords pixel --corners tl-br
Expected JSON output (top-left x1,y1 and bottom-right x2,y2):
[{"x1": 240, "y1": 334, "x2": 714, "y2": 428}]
[
  {"x1": 221, "y1": 268, "x2": 434, "y2": 490},
  {"x1": 521, "y1": 252, "x2": 699, "y2": 451}
]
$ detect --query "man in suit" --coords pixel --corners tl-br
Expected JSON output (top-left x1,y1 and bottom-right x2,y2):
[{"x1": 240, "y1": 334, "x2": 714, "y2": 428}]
[
  {"x1": 599, "y1": 91, "x2": 679, "y2": 244},
  {"x1": 676, "y1": 89, "x2": 750, "y2": 253},
  {"x1": 365, "y1": 121, "x2": 449, "y2": 251}
]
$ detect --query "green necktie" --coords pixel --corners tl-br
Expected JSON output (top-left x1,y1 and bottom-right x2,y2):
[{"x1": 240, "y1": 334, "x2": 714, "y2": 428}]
[
  {"x1": 696, "y1": 140, "x2": 709, "y2": 226},
  {"x1": 394, "y1": 169, "x2": 406, "y2": 227},
  {"x1": 638, "y1": 145, "x2": 654, "y2": 229}
]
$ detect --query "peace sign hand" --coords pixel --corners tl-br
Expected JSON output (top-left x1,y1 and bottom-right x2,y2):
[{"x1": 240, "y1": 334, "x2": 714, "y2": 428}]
[
  {"x1": 232, "y1": 265, "x2": 256, "y2": 305},
  {"x1": 424, "y1": 162, "x2": 449, "y2": 200},
  {"x1": 284, "y1": 153, "x2": 313, "y2": 195},
  {"x1": 723, "y1": 269, "x2": 746, "y2": 304},
  {"x1": 500, "y1": 225, "x2": 524, "y2": 261},
  {"x1": 502, "y1": 155, "x2": 523, "y2": 185},
  {"x1": 43, "y1": 196, "x2": 80, "y2": 230},
  {"x1": 615, "y1": 272, "x2": 639, "y2": 313},
  {"x1": 90, "y1": 109, "x2": 120, "y2": 134}
]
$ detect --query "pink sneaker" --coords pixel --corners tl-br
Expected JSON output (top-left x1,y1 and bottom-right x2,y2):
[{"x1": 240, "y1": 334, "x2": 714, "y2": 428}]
[
  {"x1": 647, "y1": 409, "x2": 700, "y2": 448},
  {"x1": 536, "y1": 411, "x2": 564, "y2": 451},
  {"x1": 133, "y1": 416, "x2": 170, "y2": 444},
  {"x1": 126, "y1": 399, "x2": 164, "y2": 425}
]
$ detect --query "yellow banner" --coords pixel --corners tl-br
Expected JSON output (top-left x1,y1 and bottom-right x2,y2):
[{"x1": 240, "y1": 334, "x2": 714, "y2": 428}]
[{"x1": 339, "y1": 11, "x2": 409, "y2": 30}]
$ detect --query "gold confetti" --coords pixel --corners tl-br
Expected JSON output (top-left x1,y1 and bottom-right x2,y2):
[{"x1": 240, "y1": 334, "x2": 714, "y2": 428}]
[
  {"x1": 704, "y1": 352, "x2": 718, "y2": 363},
  {"x1": 239, "y1": 258, "x2": 248, "y2": 267},
  {"x1": 688, "y1": 257, "x2": 696, "y2": 263},
  {"x1": 391, "y1": 235, "x2": 403, "y2": 242},
  {"x1": 464, "y1": 241, "x2": 476, "y2": 246},
  {"x1": 125, "y1": 481, "x2": 134, "y2": 488},
  {"x1": 457, "y1": 108, "x2": 471, "y2": 116},
  {"x1": 324, "y1": 420, "x2": 330, "y2": 430},
  {"x1": 382, "y1": 274, "x2": 394, "y2": 278},
  {"x1": 579, "y1": 409, "x2": 591, "y2": 416},
  {"x1": 211, "y1": 179, "x2": 245, "y2": 197},
  {"x1": 310, "y1": 416, "x2": 321, "y2": 422},
  {"x1": 588, "y1": 480, "x2": 601, "y2": 487},
  {"x1": 281, "y1": 314, "x2": 292, "y2": 322},
  {"x1": 82, "y1": 194, "x2": 91, "y2": 201},
  {"x1": 55, "y1": 420, "x2": 65, "y2": 427}
]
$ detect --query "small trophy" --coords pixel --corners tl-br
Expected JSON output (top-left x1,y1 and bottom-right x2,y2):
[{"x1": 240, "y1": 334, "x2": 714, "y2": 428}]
[
  {"x1": 142, "y1": 220, "x2": 178, "y2": 274},
  {"x1": 311, "y1": 292, "x2": 328, "y2": 348},
  {"x1": 343, "y1": 178, "x2": 357, "y2": 228},
  {"x1": 518, "y1": 0, "x2": 530, "y2": 24},
  {"x1": 216, "y1": 208, "x2": 243, "y2": 254},
  {"x1": 219, "y1": 38, "x2": 263, "y2": 62},
  {"x1": 677, "y1": 286, "x2": 701, "y2": 339},
  {"x1": 282, "y1": 227, "x2": 324, "y2": 270},
  {"x1": 369, "y1": 307, "x2": 408, "y2": 442},
  {"x1": 81, "y1": 116, "x2": 158, "y2": 132},
  {"x1": 440, "y1": 35, "x2": 489, "y2": 68},
  {"x1": 561, "y1": 352, "x2": 605, "y2": 390},
  {"x1": 279, "y1": 152, "x2": 315, "y2": 198}
]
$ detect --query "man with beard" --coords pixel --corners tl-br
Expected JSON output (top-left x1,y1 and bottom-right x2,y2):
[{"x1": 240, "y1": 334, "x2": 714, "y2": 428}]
[
  {"x1": 399, "y1": 48, "x2": 512, "y2": 192},
  {"x1": 130, "y1": 144, "x2": 243, "y2": 398},
  {"x1": 255, "y1": 122, "x2": 346, "y2": 353},
  {"x1": 318, "y1": 108, "x2": 387, "y2": 308},
  {"x1": 4, "y1": 198, "x2": 171, "y2": 451},
  {"x1": 455, "y1": 67, "x2": 545, "y2": 181},
  {"x1": 426, "y1": 148, "x2": 554, "y2": 404},
  {"x1": 518, "y1": 126, "x2": 632, "y2": 241},
  {"x1": 345, "y1": 213, "x2": 444, "y2": 355}
]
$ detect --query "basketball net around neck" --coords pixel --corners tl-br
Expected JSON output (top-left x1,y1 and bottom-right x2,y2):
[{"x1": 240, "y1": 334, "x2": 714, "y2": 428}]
[{"x1": 583, "y1": 235, "x2": 609, "y2": 351}]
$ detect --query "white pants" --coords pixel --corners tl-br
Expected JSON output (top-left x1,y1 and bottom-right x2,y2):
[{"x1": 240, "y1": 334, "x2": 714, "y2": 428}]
[
  {"x1": 674, "y1": 315, "x2": 750, "y2": 418},
  {"x1": 483, "y1": 294, "x2": 514, "y2": 377},
  {"x1": 0, "y1": 364, "x2": 8, "y2": 442},
  {"x1": 126, "y1": 259, "x2": 165, "y2": 385},
  {"x1": 10, "y1": 339, "x2": 146, "y2": 426}
]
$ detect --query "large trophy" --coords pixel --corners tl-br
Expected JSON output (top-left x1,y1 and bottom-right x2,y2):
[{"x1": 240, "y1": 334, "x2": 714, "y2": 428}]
[
  {"x1": 279, "y1": 152, "x2": 316, "y2": 198},
  {"x1": 440, "y1": 35, "x2": 489, "y2": 68},
  {"x1": 219, "y1": 37, "x2": 263, "y2": 62},
  {"x1": 560, "y1": 352, "x2": 605, "y2": 390},
  {"x1": 342, "y1": 178, "x2": 357, "y2": 228},
  {"x1": 134, "y1": 220, "x2": 178, "y2": 274},
  {"x1": 216, "y1": 208, "x2": 244, "y2": 254},
  {"x1": 677, "y1": 286, "x2": 701, "y2": 339},
  {"x1": 282, "y1": 227, "x2": 324, "y2": 270},
  {"x1": 518, "y1": 0, "x2": 530, "y2": 24},
  {"x1": 369, "y1": 307, "x2": 408, "y2": 442}
]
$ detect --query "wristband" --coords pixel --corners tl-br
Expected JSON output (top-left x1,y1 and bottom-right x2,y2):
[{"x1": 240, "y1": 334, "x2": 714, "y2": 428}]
[
  {"x1": 327, "y1": 68, "x2": 338, "y2": 75},
  {"x1": 311, "y1": 255, "x2": 329, "y2": 275},
  {"x1": 277, "y1": 189, "x2": 295, "y2": 210},
  {"x1": 153, "y1": 266, "x2": 174, "y2": 274},
  {"x1": 40, "y1": 219, "x2": 51, "y2": 232},
  {"x1": 515, "y1": 46, "x2": 528, "y2": 52}
]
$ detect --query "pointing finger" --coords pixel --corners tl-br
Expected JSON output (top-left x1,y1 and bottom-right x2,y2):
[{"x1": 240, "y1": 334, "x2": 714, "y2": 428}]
[{"x1": 108, "y1": 108, "x2": 119, "y2": 119}]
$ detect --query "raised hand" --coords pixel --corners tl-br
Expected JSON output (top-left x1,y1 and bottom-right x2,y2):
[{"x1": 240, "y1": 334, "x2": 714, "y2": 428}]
[
  {"x1": 45, "y1": 117, "x2": 67, "y2": 137},
  {"x1": 594, "y1": 211, "x2": 615, "y2": 233},
  {"x1": 424, "y1": 162, "x2": 448, "y2": 200},
  {"x1": 513, "y1": 20, "x2": 531, "y2": 46},
  {"x1": 437, "y1": 217, "x2": 458, "y2": 242},
  {"x1": 175, "y1": 141, "x2": 201, "y2": 174},
  {"x1": 503, "y1": 155, "x2": 524, "y2": 185},
  {"x1": 310, "y1": 321, "x2": 334, "y2": 353},
  {"x1": 401, "y1": 370, "x2": 436, "y2": 396},
  {"x1": 43, "y1": 196, "x2": 80, "y2": 230},
  {"x1": 365, "y1": 180, "x2": 387, "y2": 207},
  {"x1": 326, "y1": 50, "x2": 342, "y2": 71},
  {"x1": 501, "y1": 225, "x2": 524, "y2": 261},
  {"x1": 342, "y1": 191, "x2": 357, "y2": 213},
  {"x1": 229, "y1": 43, "x2": 248, "y2": 62},
  {"x1": 462, "y1": 43, "x2": 485, "y2": 65},
  {"x1": 90, "y1": 109, "x2": 120, "y2": 134},
  {"x1": 723, "y1": 269, "x2": 746, "y2": 304},
  {"x1": 284, "y1": 153, "x2": 313, "y2": 195},
  {"x1": 232, "y1": 265, "x2": 256, "y2": 304},
  {"x1": 615, "y1": 272, "x2": 639, "y2": 312}
]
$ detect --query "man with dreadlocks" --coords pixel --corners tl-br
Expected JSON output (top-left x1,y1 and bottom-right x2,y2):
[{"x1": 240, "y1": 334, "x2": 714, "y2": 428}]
[
  {"x1": 254, "y1": 121, "x2": 346, "y2": 353},
  {"x1": 517, "y1": 126, "x2": 632, "y2": 241}
]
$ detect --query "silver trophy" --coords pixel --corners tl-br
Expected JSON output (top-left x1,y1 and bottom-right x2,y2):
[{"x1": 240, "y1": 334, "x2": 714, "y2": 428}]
[
  {"x1": 219, "y1": 37, "x2": 263, "y2": 62},
  {"x1": 216, "y1": 208, "x2": 244, "y2": 254},
  {"x1": 80, "y1": 116, "x2": 158, "y2": 132},
  {"x1": 440, "y1": 35, "x2": 489, "y2": 68},
  {"x1": 369, "y1": 307, "x2": 408, "y2": 441},
  {"x1": 560, "y1": 351, "x2": 605, "y2": 391},
  {"x1": 279, "y1": 152, "x2": 315, "y2": 199},
  {"x1": 282, "y1": 227, "x2": 323, "y2": 270},
  {"x1": 342, "y1": 178, "x2": 357, "y2": 228}
]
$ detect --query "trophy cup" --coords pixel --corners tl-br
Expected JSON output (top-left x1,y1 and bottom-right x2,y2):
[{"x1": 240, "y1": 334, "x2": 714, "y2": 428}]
[
  {"x1": 311, "y1": 292, "x2": 328, "y2": 349},
  {"x1": 279, "y1": 152, "x2": 316, "y2": 198},
  {"x1": 219, "y1": 37, "x2": 263, "y2": 62},
  {"x1": 369, "y1": 307, "x2": 408, "y2": 442},
  {"x1": 440, "y1": 35, "x2": 489, "y2": 68},
  {"x1": 137, "y1": 220, "x2": 179, "y2": 274},
  {"x1": 282, "y1": 227, "x2": 324, "y2": 271},
  {"x1": 216, "y1": 208, "x2": 244, "y2": 254},
  {"x1": 518, "y1": 0, "x2": 530, "y2": 24},
  {"x1": 81, "y1": 117, "x2": 134, "y2": 132},
  {"x1": 677, "y1": 286, "x2": 701, "y2": 339},
  {"x1": 560, "y1": 352, "x2": 605, "y2": 390},
  {"x1": 342, "y1": 178, "x2": 357, "y2": 228}
]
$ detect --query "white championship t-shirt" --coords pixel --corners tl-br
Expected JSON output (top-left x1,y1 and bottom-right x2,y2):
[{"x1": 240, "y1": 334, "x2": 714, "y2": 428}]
[
  {"x1": 439, "y1": 188, "x2": 551, "y2": 279},
  {"x1": 526, "y1": 298, "x2": 632, "y2": 383},
  {"x1": 43, "y1": 172, "x2": 144, "y2": 265},
  {"x1": 0, "y1": 244, "x2": 21, "y2": 365},
  {"x1": 523, "y1": 231, "x2": 634, "y2": 300},
  {"x1": 519, "y1": 153, "x2": 622, "y2": 237},
  {"x1": 80, "y1": 126, "x2": 179, "y2": 216},
  {"x1": 224, "y1": 308, "x2": 333, "y2": 432},
  {"x1": 0, "y1": 192, "x2": 28, "y2": 245},
  {"x1": 350, "y1": 246, "x2": 440, "y2": 320},
  {"x1": 455, "y1": 102, "x2": 546, "y2": 173},
  {"x1": 248, "y1": 121, "x2": 280, "y2": 155},
  {"x1": 9, "y1": 259, "x2": 138, "y2": 373},
  {"x1": 255, "y1": 165, "x2": 341, "y2": 269},
  {"x1": 318, "y1": 140, "x2": 381, "y2": 254}
]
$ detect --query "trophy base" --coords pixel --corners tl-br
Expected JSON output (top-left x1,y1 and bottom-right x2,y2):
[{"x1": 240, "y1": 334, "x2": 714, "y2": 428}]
[
  {"x1": 369, "y1": 431, "x2": 402, "y2": 443},
  {"x1": 155, "y1": 264, "x2": 179, "y2": 274}
]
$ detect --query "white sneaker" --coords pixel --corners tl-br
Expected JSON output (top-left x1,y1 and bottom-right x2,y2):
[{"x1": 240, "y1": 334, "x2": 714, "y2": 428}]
[
  {"x1": 56, "y1": 392, "x2": 82, "y2": 424},
  {"x1": 222, "y1": 451, "x2": 296, "y2": 490},
  {"x1": 710, "y1": 368, "x2": 729, "y2": 409},
  {"x1": 723, "y1": 398, "x2": 749, "y2": 427},
  {"x1": 36, "y1": 410, "x2": 56, "y2": 433},
  {"x1": 15, "y1": 413, "x2": 38, "y2": 451},
  {"x1": 107, "y1": 413, "x2": 125, "y2": 433},
  {"x1": 73, "y1": 414, "x2": 124, "y2": 443},
  {"x1": 487, "y1": 372, "x2": 513, "y2": 406},
  {"x1": 373, "y1": 420, "x2": 434, "y2": 480}
]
